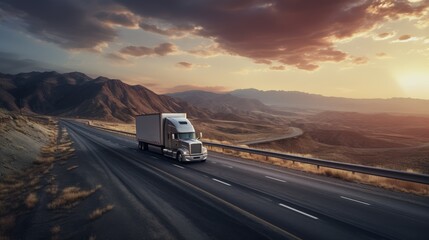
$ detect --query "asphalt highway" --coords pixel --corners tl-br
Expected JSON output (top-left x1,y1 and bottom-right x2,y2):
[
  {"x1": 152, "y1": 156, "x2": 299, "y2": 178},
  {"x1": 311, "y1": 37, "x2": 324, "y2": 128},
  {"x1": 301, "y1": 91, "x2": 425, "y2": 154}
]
[{"x1": 61, "y1": 120, "x2": 429, "y2": 240}]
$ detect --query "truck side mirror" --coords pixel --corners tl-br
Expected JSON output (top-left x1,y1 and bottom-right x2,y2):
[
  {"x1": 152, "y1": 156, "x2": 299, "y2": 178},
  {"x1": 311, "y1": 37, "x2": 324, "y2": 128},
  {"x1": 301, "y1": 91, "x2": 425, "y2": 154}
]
[
  {"x1": 171, "y1": 133, "x2": 175, "y2": 140},
  {"x1": 199, "y1": 132, "x2": 203, "y2": 139}
]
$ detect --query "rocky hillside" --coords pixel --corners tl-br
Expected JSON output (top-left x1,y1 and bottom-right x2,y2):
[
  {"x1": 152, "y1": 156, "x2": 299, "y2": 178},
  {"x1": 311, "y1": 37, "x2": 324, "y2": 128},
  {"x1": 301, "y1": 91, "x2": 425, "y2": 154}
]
[{"x1": 0, "y1": 71, "x2": 207, "y2": 122}]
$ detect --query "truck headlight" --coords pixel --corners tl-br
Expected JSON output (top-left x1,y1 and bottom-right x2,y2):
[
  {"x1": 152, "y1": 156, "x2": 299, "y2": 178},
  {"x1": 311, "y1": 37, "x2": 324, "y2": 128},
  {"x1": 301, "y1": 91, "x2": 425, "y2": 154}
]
[
  {"x1": 183, "y1": 149, "x2": 189, "y2": 155},
  {"x1": 202, "y1": 147, "x2": 207, "y2": 154}
]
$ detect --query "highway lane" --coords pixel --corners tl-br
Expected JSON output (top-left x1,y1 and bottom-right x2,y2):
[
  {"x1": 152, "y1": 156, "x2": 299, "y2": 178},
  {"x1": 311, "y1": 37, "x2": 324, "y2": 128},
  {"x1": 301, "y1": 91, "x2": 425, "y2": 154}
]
[{"x1": 62, "y1": 120, "x2": 429, "y2": 240}]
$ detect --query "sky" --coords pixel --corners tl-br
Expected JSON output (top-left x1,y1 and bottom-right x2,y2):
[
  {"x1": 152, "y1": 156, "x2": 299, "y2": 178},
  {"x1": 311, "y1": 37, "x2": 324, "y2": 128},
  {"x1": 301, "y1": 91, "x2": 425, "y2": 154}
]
[{"x1": 0, "y1": 0, "x2": 428, "y2": 99}]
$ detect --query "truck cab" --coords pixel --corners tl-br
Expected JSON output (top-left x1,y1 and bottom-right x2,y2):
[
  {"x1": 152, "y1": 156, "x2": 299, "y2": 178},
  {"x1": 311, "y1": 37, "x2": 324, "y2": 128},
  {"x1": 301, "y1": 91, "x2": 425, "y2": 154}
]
[{"x1": 163, "y1": 117, "x2": 207, "y2": 162}]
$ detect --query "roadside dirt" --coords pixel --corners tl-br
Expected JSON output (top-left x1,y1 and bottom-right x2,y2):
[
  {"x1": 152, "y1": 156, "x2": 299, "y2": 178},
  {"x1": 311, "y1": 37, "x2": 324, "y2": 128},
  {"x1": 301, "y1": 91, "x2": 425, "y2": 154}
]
[
  {"x1": 0, "y1": 113, "x2": 111, "y2": 240},
  {"x1": 0, "y1": 110, "x2": 55, "y2": 177}
]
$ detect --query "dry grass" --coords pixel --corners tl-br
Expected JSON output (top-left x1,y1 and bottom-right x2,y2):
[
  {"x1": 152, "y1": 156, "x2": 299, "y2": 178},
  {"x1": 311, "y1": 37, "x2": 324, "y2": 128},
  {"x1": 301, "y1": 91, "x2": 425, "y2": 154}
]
[
  {"x1": 67, "y1": 165, "x2": 78, "y2": 171},
  {"x1": 48, "y1": 185, "x2": 101, "y2": 209},
  {"x1": 51, "y1": 225, "x2": 61, "y2": 240},
  {"x1": 34, "y1": 126, "x2": 75, "y2": 165},
  {"x1": 0, "y1": 215, "x2": 15, "y2": 236},
  {"x1": 208, "y1": 146, "x2": 429, "y2": 196},
  {"x1": 45, "y1": 184, "x2": 58, "y2": 196},
  {"x1": 50, "y1": 225, "x2": 61, "y2": 234},
  {"x1": 89, "y1": 204, "x2": 114, "y2": 220},
  {"x1": 89, "y1": 120, "x2": 135, "y2": 134},
  {"x1": 25, "y1": 193, "x2": 38, "y2": 208}
]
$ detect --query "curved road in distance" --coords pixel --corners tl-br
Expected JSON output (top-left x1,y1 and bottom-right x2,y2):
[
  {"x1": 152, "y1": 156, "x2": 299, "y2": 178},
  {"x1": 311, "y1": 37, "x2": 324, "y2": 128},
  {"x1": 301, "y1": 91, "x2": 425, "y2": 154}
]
[
  {"x1": 237, "y1": 127, "x2": 303, "y2": 145},
  {"x1": 55, "y1": 120, "x2": 429, "y2": 239}
]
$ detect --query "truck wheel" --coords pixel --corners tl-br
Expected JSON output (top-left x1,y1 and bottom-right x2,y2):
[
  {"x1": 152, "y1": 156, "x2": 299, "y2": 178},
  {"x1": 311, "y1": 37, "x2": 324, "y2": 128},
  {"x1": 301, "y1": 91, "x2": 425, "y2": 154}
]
[
  {"x1": 176, "y1": 152, "x2": 182, "y2": 162},
  {"x1": 138, "y1": 142, "x2": 142, "y2": 150}
]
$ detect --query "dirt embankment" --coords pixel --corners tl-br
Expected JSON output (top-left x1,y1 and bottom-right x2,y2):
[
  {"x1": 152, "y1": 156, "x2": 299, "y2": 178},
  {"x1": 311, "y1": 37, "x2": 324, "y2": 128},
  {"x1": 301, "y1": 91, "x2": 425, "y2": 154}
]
[{"x1": 0, "y1": 111, "x2": 56, "y2": 176}]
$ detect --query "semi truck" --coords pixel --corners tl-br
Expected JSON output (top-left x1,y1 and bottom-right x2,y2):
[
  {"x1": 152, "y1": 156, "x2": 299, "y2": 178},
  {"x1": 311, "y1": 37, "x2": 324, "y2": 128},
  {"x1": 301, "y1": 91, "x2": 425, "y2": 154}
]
[{"x1": 136, "y1": 113, "x2": 208, "y2": 162}]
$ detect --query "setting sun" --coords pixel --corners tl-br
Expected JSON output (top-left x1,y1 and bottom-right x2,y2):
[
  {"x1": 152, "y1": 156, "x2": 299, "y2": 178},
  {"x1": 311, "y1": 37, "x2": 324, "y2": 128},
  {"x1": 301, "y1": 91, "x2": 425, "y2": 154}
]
[{"x1": 396, "y1": 72, "x2": 429, "y2": 99}]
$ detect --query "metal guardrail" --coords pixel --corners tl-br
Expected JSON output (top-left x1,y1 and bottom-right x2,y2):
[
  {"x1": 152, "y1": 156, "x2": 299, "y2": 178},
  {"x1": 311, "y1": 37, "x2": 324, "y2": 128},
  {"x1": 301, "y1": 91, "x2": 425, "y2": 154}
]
[
  {"x1": 203, "y1": 142, "x2": 429, "y2": 185},
  {"x1": 87, "y1": 123, "x2": 429, "y2": 185}
]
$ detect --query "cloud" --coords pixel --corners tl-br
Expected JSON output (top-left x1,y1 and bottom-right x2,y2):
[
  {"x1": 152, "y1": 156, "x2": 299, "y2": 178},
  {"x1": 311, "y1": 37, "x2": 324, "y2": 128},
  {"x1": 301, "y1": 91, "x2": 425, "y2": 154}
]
[
  {"x1": 120, "y1": 43, "x2": 177, "y2": 57},
  {"x1": 375, "y1": 52, "x2": 389, "y2": 58},
  {"x1": 95, "y1": 11, "x2": 139, "y2": 28},
  {"x1": 175, "y1": 61, "x2": 210, "y2": 69},
  {"x1": 372, "y1": 31, "x2": 396, "y2": 40},
  {"x1": 399, "y1": 34, "x2": 412, "y2": 40},
  {"x1": 139, "y1": 22, "x2": 197, "y2": 37},
  {"x1": 0, "y1": 0, "x2": 118, "y2": 51},
  {"x1": 187, "y1": 43, "x2": 224, "y2": 57},
  {"x1": 1, "y1": 0, "x2": 429, "y2": 70},
  {"x1": 351, "y1": 56, "x2": 369, "y2": 64},
  {"x1": 117, "y1": 0, "x2": 429, "y2": 71},
  {"x1": 0, "y1": 51, "x2": 68, "y2": 73},
  {"x1": 392, "y1": 34, "x2": 421, "y2": 42},
  {"x1": 176, "y1": 61, "x2": 193, "y2": 69},
  {"x1": 269, "y1": 65, "x2": 286, "y2": 70},
  {"x1": 105, "y1": 52, "x2": 128, "y2": 62}
]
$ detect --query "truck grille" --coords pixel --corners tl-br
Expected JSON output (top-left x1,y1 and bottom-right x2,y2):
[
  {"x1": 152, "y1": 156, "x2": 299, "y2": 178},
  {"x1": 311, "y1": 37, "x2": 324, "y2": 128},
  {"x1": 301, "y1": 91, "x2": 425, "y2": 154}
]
[{"x1": 190, "y1": 143, "x2": 202, "y2": 154}]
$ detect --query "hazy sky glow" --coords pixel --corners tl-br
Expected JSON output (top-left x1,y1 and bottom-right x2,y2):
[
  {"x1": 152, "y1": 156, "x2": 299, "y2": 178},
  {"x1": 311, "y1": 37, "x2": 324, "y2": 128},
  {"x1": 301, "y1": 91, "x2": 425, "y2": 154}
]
[{"x1": 1, "y1": 0, "x2": 428, "y2": 99}]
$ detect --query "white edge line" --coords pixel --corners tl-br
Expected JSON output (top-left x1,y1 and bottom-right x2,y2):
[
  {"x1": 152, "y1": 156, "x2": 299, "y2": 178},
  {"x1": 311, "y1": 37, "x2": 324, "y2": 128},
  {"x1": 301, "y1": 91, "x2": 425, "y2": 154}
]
[
  {"x1": 222, "y1": 164, "x2": 233, "y2": 168},
  {"x1": 279, "y1": 203, "x2": 318, "y2": 220},
  {"x1": 172, "y1": 164, "x2": 185, "y2": 169},
  {"x1": 212, "y1": 178, "x2": 231, "y2": 186},
  {"x1": 265, "y1": 176, "x2": 287, "y2": 183},
  {"x1": 340, "y1": 196, "x2": 370, "y2": 206}
]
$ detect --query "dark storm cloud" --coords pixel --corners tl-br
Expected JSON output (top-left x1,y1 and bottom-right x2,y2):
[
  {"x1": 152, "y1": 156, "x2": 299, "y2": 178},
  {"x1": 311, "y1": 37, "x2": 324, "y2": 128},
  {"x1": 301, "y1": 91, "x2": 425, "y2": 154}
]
[
  {"x1": 1, "y1": 0, "x2": 428, "y2": 69},
  {"x1": 0, "y1": 0, "x2": 117, "y2": 50}
]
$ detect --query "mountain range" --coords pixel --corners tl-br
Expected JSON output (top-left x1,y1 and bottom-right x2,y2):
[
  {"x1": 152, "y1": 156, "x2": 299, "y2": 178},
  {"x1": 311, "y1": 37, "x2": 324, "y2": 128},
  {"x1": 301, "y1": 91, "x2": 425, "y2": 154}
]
[
  {"x1": 167, "y1": 90, "x2": 273, "y2": 113},
  {"x1": 0, "y1": 71, "x2": 205, "y2": 122},
  {"x1": 230, "y1": 89, "x2": 429, "y2": 115},
  {"x1": 1, "y1": 71, "x2": 428, "y2": 123}
]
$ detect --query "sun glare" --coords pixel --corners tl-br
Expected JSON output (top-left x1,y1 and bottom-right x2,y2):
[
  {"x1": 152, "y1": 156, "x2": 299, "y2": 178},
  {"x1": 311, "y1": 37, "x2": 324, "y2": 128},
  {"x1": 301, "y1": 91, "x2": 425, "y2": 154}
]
[{"x1": 396, "y1": 72, "x2": 429, "y2": 99}]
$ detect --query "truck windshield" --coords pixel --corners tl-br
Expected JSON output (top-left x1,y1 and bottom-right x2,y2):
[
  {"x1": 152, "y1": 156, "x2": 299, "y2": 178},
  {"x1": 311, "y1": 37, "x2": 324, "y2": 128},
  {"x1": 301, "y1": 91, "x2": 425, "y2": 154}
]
[{"x1": 177, "y1": 132, "x2": 196, "y2": 140}]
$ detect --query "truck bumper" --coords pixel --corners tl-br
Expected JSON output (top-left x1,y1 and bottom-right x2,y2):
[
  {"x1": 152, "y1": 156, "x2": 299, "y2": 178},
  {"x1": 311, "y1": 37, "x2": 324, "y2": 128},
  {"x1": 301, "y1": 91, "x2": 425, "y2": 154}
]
[{"x1": 183, "y1": 153, "x2": 208, "y2": 162}]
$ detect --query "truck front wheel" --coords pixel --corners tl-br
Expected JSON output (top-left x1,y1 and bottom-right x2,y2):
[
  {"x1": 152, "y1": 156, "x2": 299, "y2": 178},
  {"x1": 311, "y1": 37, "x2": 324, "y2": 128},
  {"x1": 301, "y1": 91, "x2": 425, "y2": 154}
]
[{"x1": 176, "y1": 152, "x2": 183, "y2": 162}]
